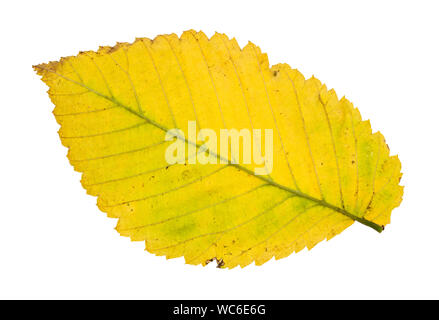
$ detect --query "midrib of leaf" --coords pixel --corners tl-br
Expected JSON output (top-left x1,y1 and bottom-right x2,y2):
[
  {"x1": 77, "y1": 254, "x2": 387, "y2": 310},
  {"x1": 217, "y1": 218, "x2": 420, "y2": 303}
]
[{"x1": 36, "y1": 65, "x2": 383, "y2": 233}]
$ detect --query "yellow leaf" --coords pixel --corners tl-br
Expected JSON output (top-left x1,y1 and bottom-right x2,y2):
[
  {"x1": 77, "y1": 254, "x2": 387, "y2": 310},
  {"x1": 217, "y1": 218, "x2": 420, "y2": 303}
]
[{"x1": 34, "y1": 30, "x2": 403, "y2": 268}]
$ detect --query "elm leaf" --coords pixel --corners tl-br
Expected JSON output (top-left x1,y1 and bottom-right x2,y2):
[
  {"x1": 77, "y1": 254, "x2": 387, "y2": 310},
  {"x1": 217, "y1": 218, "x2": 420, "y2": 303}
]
[{"x1": 34, "y1": 30, "x2": 403, "y2": 268}]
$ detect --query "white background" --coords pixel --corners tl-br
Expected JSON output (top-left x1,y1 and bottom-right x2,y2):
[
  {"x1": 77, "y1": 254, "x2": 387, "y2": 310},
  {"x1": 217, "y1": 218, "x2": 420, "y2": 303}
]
[{"x1": 1, "y1": 0, "x2": 438, "y2": 299}]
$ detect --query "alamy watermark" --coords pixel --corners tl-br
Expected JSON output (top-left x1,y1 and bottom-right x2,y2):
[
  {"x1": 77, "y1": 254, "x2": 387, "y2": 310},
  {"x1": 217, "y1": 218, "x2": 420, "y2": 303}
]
[{"x1": 165, "y1": 121, "x2": 273, "y2": 175}]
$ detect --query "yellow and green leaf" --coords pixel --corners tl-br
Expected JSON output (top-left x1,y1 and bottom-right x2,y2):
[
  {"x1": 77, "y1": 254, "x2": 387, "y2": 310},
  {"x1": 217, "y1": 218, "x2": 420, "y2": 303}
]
[{"x1": 34, "y1": 30, "x2": 403, "y2": 268}]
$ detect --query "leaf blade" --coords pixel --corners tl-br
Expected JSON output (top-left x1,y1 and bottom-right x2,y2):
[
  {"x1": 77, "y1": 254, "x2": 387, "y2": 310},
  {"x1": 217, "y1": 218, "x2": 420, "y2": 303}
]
[{"x1": 34, "y1": 30, "x2": 403, "y2": 268}]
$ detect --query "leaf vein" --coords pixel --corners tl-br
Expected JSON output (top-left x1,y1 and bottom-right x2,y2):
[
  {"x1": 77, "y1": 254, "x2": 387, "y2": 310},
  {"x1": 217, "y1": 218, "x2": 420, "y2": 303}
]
[
  {"x1": 140, "y1": 39, "x2": 177, "y2": 128},
  {"x1": 119, "y1": 183, "x2": 270, "y2": 231},
  {"x1": 151, "y1": 195, "x2": 294, "y2": 251},
  {"x1": 285, "y1": 72, "x2": 325, "y2": 200},
  {"x1": 228, "y1": 203, "x2": 319, "y2": 265},
  {"x1": 251, "y1": 46, "x2": 299, "y2": 190},
  {"x1": 60, "y1": 122, "x2": 147, "y2": 139},
  {"x1": 222, "y1": 38, "x2": 273, "y2": 180},
  {"x1": 101, "y1": 165, "x2": 228, "y2": 207},
  {"x1": 189, "y1": 32, "x2": 227, "y2": 129},
  {"x1": 70, "y1": 140, "x2": 167, "y2": 163},
  {"x1": 162, "y1": 36, "x2": 201, "y2": 130},
  {"x1": 350, "y1": 109, "x2": 360, "y2": 212},
  {"x1": 318, "y1": 94, "x2": 345, "y2": 209}
]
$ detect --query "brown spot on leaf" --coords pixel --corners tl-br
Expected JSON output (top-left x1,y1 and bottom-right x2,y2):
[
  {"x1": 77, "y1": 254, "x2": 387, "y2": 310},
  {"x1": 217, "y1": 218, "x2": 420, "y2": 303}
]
[{"x1": 205, "y1": 257, "x2": 225, "y2": 268}]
